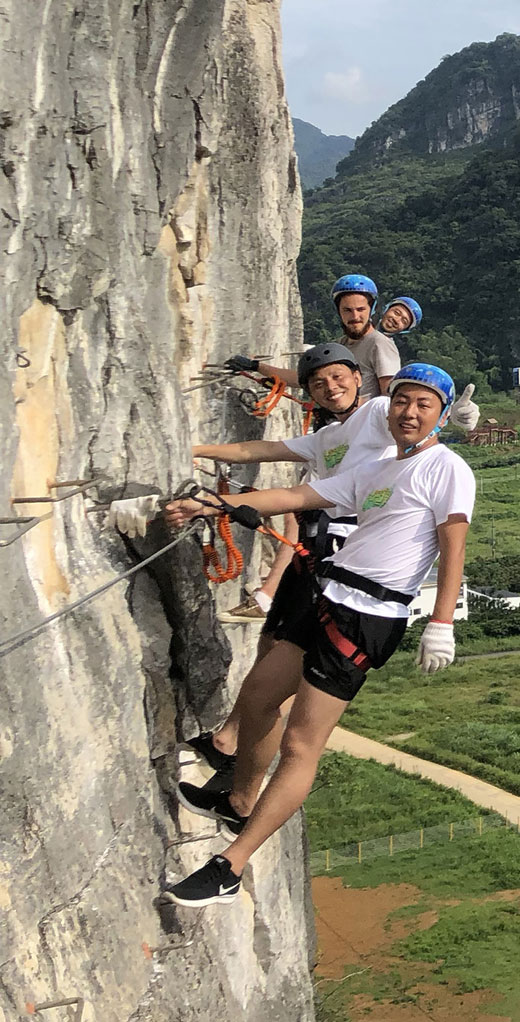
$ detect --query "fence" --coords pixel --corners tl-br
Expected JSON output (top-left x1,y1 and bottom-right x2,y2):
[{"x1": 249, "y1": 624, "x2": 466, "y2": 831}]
[{"x1": 309, "y1": 812, "x2": 520, "y2": 875}]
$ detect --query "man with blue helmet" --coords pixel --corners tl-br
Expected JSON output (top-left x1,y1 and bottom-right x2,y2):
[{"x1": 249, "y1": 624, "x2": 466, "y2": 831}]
[
  {"x1": 379, "y1": 296, "x2": 422, "y2": 336},
  {"x1": 163, "y1": 362, "x2": 476, "y2": 908},
  {"x1": 325, "y1": 273, "x2": 401, "y2": 397},
  {"x1": 225, "y1": 276, "x2": 412, "y2": 400}
]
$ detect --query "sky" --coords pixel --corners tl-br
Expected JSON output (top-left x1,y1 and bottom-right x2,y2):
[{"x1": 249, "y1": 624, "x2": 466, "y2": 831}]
[{"x1": 280, "y1": 0, "x2": 520, "y2": 138}]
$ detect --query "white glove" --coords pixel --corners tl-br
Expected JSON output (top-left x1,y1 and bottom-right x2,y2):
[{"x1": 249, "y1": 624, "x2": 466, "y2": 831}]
[
  {"x1": 451, "y1": 384, "x2": 479, "y2": 432},
  {"x1": 416, "y1": 621, "x2": 455, "y2": 674},
  {"x1": 108, "y1": 495, "x2": 161, "y2": 539}
]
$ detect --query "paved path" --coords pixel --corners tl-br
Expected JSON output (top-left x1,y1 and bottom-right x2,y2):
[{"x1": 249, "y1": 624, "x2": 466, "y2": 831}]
[
  {"x1": 326, "y1": 727, "x2": 520, "y2": 823},
  {"x1": 458, "y1": 649, "x2": 520, "y2": 661}
]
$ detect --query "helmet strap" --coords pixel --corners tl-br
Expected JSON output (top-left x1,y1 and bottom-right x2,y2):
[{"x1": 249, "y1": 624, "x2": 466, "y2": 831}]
[
  {"x1": 403, "y1": 406, "x2": 451, "y2": 455},
  {"x1": 334, "y1": 386, "x2": 360, "y2": 419}
]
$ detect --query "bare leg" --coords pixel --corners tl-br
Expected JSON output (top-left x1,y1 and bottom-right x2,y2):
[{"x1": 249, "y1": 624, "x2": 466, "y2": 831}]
[
  {"x1": 212, "y1": 621, "x2": 293, "y2": 757},
  {"x1": 225, "y1": 680, "x2": 348, "y2": 875},
  {"x1": 258, "y1": 513, "x2": 299, "y2": 600},
  {"x1": 220, "y1": 640, "x2": 303, "y2": 812}
]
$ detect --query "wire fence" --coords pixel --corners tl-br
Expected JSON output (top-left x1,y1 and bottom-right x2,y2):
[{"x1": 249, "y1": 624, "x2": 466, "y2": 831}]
[{"x1": 309, "y1": 812, "x2": 520, "y2": 875}]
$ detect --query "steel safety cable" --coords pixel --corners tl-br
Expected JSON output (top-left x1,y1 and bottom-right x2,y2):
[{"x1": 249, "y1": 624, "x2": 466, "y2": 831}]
[{"x1": 0, "y1": 521, "x2": 201, "y2": 659}]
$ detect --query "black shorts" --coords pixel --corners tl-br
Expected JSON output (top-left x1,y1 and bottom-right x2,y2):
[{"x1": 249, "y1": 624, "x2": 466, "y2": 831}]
[
  {"x1": 262, "y1": 556, "x2": 315, "y2": 651},
  {"x1": 300, "y1": 598, "x2": 407, "y2": 703}
]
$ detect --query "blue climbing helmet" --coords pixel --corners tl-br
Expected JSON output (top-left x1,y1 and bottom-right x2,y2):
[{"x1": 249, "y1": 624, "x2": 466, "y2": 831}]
[
  {"x1": 331, "y1": 274, "x2": 378, "y2": 315},
  {"x1": 381, "y1": 296, "x2": 423, "y2": 334},
  {"x1": 388, "y1": 363, "x2": 455, "y2": 452}
]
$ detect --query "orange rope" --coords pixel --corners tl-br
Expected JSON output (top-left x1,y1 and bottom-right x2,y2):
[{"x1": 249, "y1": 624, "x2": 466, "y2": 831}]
[
  {"x1": 258, "y1": 523, "x2": 309, "y2": 557},
  {"x1": 252, "y1": 375, "x2": 287, "y2": 417},
  {"x1": 302, "y1": 403, "x2": 314, "y2": 434},
  {"x1": 201, "y1": 476, "x2": 244, "y2": 584}
]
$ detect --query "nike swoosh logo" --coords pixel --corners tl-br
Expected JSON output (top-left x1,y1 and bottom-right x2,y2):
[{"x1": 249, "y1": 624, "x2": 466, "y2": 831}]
[{"x1": 219, "y1": 883, "x2": 238, "y2": 896}]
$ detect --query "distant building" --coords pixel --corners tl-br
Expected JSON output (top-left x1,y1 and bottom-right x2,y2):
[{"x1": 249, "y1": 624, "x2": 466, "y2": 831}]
[
  {"x1": 465, "y1": 419, "x2": 517, "y2": 446},
  {"x1": 407, "y1": 568, "x2": 468, "y2": 626},
  {"x1": 469, "y1": 587, "x2": 520, "y2": 610}
]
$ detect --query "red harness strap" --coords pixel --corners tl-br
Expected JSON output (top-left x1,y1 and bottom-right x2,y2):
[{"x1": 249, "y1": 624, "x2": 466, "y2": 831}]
[{"x1": 323, "y1": 619, "x2": 372, "y2": 672}]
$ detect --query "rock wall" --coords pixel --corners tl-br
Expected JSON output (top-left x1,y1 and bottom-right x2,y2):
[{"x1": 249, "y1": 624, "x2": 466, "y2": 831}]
[{"x1": 0, "y1": 2, "x2": 314, "y2": 1020}]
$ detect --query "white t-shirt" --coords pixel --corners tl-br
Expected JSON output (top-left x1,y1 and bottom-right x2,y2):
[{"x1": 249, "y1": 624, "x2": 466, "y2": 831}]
[
  {"x1": 309, "y1": 443, "x2": 476, "y2": 619},
  {"x1": 283, "y1": 397, "x2": 395, "y2": 538}
]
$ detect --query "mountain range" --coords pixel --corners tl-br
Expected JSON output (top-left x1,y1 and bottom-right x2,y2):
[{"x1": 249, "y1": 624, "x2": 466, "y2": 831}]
[{"x1": 292, "y1": 117, "x2": 354, "y2": 188}]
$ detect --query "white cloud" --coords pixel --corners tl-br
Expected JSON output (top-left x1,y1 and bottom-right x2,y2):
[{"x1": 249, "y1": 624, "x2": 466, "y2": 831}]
[{"x1": 319, "y1": 68, "x2": 368, "y2": 104}]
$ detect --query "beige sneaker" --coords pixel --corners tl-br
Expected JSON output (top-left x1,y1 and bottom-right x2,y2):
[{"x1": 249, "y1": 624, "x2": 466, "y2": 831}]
[{"x1": 218, "y1": 593, "x2": 266, "y2": 624}]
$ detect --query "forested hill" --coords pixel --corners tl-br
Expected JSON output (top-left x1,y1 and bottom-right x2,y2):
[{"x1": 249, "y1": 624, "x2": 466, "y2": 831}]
[
  {"x1": 338, "y1": 33, "x2": 520, "y2": 175},
  {"x1": 298, "y1": 34, "x2": 520, "y2": 393},
  {"x1": 292, "y1": 117, "x2": 354, "y2": 188}
]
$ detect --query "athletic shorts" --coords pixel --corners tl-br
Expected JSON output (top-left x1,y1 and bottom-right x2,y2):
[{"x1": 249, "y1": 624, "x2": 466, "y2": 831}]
[
  {"x1": 300, "y1": 597, "x2": 407, "y2": 703},
  {"x1": 262, "y1": 556, "x2": 315, "y2": 651}
]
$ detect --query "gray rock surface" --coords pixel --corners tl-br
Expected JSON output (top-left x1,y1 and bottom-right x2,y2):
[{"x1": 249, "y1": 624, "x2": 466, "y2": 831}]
[{"x1": 0, "y1": 2, "x2": 314, "y2": 1019}]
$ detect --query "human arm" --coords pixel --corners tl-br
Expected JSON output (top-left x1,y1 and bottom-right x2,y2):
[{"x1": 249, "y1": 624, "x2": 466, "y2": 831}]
[
  {"x1": 164, "y1": 482, "x2": 333, "y2": 529},
  {"x1": 193, "y1": 440, "x2": 307, "y2": 464},
  {"x1": 223, "y1": 354, "x2": 299, "y2": 388},
  {"x1": 256, "y1": 362, "x2": 299, "y2": 387},
  {"x1": 416, "y1": 514, "x2": 469, "y2": 673},
  {"x1": 377, "y1": 375, "x2": 393, "y2": 395}
]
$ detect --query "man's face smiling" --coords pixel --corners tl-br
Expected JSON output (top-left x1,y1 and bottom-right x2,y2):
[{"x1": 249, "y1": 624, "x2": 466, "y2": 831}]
[
  {"x1": 380, "y1": 303, "x2": 412, "y2": 335},
  {"x1": 337, "y1": 294, "x2": 372, "y2": 340},
  {"x1": 388, "y1": 383, "x2": 446, "y2": 456},
  {"x1": 307, "y1": 363, "x2": 361, "y2": 418}
]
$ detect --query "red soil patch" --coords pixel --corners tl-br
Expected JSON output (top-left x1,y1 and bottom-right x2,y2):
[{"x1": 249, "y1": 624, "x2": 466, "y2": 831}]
[{"x1": 312, "y1": 877, "x2": 512, "y2": 1022}]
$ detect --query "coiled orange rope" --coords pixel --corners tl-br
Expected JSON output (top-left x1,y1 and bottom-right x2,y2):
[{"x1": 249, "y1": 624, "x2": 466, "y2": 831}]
[{"x1": 202, "y1": 476, "x2": 244, "y2": 584}]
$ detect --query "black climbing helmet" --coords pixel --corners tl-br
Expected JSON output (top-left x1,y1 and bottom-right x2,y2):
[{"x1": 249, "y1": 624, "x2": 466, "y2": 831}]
[{"x1": 298, "y1": 343, "x2": 360, "y2": 391}]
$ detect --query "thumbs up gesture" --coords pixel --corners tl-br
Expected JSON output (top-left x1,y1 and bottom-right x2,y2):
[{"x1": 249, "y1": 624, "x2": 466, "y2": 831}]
[{"x1": 451, "y1": 384, "x2": 479, "y2": 432}]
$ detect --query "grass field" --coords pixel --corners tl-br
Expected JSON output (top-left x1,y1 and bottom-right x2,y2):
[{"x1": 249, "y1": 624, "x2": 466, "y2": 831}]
[{"x1": 308, "y1": 754, "x2": 520, "y2": 1021}]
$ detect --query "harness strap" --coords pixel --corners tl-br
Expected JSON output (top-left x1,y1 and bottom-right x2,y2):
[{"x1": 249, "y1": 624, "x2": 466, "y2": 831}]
[
  {"x1": 318, "y1": 562, "x2": 413, "y2": 606},
  {"x1": 323, "y1": 619, "x2": 372, "y2": 672}
]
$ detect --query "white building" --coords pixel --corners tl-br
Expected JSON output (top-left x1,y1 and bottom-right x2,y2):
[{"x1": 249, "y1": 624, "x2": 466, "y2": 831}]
[
  {"x1": 469, "y1": 587, "x2": 520, "y2": 610},
  {"x1": 407, "y1": 568, "x2": 468, "y2": 626}
]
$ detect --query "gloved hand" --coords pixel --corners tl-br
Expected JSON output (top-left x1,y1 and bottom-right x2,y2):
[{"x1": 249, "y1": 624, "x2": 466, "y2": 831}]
[
  {"x1": 109, "y1": 495, "x2": 161, "y2": 539},
  {"x1": 224, "y1": 355, "x2": 260, "y2": 373},
  {"x1": 416, "y1": 621, "x2": 455, "y2": 674},
  {"x1": 451, "y1": 384, "x2": 479, "y2": 432}
]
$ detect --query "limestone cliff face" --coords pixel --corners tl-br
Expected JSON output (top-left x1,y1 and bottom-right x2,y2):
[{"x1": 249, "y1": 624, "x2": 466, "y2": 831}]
[
  {"x1": 338, "y1": 33, "x2": 520, "y2": 174},
  {"x1": 0, "y1": 3, "x2": 313, "y2": 1020}
]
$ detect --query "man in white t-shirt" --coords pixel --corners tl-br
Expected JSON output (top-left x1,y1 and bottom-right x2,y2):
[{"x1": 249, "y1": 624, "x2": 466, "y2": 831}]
[{"x1": 162, "y1": 363, "x2": 476, "y2": 908}]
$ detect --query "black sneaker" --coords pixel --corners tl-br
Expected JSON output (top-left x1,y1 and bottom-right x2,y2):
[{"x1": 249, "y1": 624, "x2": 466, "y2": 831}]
[
  {"x1": 200, "y1": 759, "x2": 235, "y2": 794},
  {"x1": 162, "y1": 855, "x2": 242, "y2": 907},
  {"x1": 177, "y1": 732, "x2": 236, "y2": 774},
  {"x1": 176, "y1": 781, "x2": 248, "y2": 838}
]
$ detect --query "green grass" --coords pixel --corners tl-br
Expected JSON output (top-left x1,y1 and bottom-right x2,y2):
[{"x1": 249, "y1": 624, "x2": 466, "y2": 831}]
[
  {"x1": 306, "y1": 752, "x2": 489, "y2": 851},
  {"x1": 337, "y1": 652, "x2": 520, "y2": 795},
  {"x1": 453, "y1": 454, "x2": 520, "y2": 561}
]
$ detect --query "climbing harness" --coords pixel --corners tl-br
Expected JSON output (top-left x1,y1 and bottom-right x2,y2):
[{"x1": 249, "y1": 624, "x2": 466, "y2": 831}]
[{"x1": 174, "y1": 477, "x2": 310, "y2": 568}]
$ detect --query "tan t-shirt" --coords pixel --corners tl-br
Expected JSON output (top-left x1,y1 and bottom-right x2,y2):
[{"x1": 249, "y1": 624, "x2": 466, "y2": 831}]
[{"x1": 337, "y1": 328, "x2": 401, "y2": 398}]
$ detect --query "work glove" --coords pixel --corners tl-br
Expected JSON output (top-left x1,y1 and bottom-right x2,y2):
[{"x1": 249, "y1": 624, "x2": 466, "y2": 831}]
[
  {"x1": 109, "y1": 494, "x2": 161, "y2": 539},
  {"x1": 416, "y1": 621, "x2": 455, "y2": 674},
  {"x1": 224, "y1": 354, "x2": 260, "y2": 373},
  {"x1": 450, "y1": 384, "x2": 479, "y2": 432}
]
